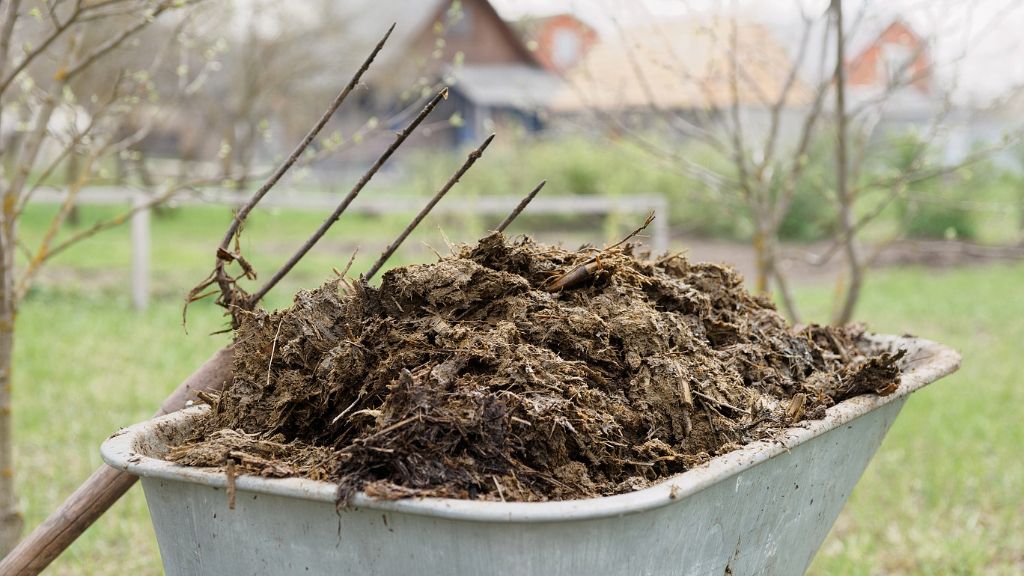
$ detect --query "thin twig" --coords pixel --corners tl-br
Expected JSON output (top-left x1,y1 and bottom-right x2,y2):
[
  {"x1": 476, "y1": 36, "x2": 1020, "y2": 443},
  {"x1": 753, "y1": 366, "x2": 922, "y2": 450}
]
[
  {"x1": 493, "y1": 476, "x2": 506, "y2": 502},
  {"x1": 361, "y1": 414, "x2": 421, "y2": 441},
  {"x1": 364, "y1": 133, "x2": 496, "y2": 280},
  {"x1": 250, "y1": 87, "x2": 450, "y2": 301},
  {"x1": 607, "y1": 211, "x2": 655, "y2": 251},
  {"x1": 0, "y1": 0, "x2": 22, "y2": 83},
  {"x1": 15, "y1": 153, "x2": 97, "y2": 299},
  {"x1": 60, "y1": 2, "x2": 173, "y2": 83},
  {"x1": 693, "y1": 390, "x2": 750, "y2": 416},
  {"x1": 496, "y1": 180, "x2": 545, "y2": 233},
  {"x1": 265, "y1": 319, "x2": 283, "y2": 387},
  {"x1": 333, "y1": 248, "x2": 359, "y2": 279},
  {"x1": 0, "y1": 1, "x2": 81, "y2": 96},
  {"x1": 543, "y1": 213, "x2": 656, "y2": 292},
  {"x1": 15, "y1": 69, "x2": 127, "y2": 217},
  {"x1": 42, "y1": 181, "x2": 203, "y2": 264}
]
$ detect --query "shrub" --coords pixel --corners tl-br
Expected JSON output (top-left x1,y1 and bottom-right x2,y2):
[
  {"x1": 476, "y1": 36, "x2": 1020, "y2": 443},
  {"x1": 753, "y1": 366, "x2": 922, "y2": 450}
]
[
  {"x1": 901, "y1": 191, "x2": 976, "y2": 239},
  {"x1": 774, "y1": 143, "x2": 837, "y2": 242},
  {"x1": 884, "y1": 132, "x2": 977, "y2": 240}
]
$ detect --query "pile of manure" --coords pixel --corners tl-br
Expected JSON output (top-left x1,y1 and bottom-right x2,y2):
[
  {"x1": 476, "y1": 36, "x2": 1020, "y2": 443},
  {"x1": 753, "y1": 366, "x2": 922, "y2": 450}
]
[{"x1": 168, "y1": 232, "x2": 904, "y2": 502}]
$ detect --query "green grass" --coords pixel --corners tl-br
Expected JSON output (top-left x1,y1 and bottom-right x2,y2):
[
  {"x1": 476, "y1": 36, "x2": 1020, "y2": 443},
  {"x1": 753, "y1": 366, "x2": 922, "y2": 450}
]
[
  {"x1": 14, "y1": 292, "x2": 228, "y2": 575},
  {"x1": 17, "y1": 203, "x2": 426, "y2": 300},
  {"x1": 803, "y1": 264, "x2": 1024, "y2": 575},
  {"x1": 8, "y1": 219, "x2": 1023, "y2": 573},
  {"x1": 16, "y1": 202, "x2": 622, "y2": 306}
]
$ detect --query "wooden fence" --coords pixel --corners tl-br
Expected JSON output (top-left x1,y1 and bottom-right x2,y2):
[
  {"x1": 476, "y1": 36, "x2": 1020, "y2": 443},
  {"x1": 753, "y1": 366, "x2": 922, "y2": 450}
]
[{"x1": 32, "y1": 187, "x2": 669, "y2": 309}]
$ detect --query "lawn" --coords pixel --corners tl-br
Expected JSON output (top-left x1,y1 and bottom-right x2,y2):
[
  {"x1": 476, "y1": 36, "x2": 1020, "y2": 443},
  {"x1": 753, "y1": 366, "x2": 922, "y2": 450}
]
[
  {"x1": 805, "y1": 263, "x2": 1024, "y2": 575},
  {"x1": 16, "y1": 202, "x2": 621, "y2": 304},
  {"x1": 8, "y1": 222, "x2": 1023, "y2": 573}
]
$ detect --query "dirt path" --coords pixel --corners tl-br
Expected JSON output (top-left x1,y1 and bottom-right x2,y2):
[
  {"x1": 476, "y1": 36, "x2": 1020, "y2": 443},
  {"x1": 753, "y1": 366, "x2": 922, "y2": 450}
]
[{"x1": 677, "y1": 237, "x2": 1024, "y2": 286}]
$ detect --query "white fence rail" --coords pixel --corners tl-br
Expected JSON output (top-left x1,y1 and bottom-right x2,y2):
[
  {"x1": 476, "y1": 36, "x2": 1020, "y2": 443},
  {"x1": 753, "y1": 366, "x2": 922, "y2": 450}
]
[{"x1": 32, "y1": 187, "x2": 669, "y2": 309}]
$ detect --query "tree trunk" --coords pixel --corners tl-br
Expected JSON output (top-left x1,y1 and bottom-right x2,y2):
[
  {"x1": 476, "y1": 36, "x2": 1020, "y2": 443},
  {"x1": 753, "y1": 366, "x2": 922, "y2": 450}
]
[
  {"x1": 831, "y1": 0, "x2": 863, "y2": 325},
  {"x1": 754, "y1": 221, "x2": 801, "y2": 322},
  {"x1": 1018, "y1": 186, "x2": 1024, "y2": 246},
  {"x1": 220, "y1": 125, "x2": 237, "y2": 183},
  {"x1": 0, "y1": 192, "x2": 24, "y2": 555},
  {"x1": 66, "y1": 152, "x2": 81, "y2": 226},
  {"x1": 751, "y1": 200, "x2": 778, "y2": 296},
  {"x1": 752, "y1": 228, "x2": 771, "y2": 295}
]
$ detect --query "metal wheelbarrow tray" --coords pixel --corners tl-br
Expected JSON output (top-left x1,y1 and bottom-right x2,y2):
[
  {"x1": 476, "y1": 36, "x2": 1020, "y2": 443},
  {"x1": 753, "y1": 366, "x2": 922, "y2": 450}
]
[{"x1": 101, "y1": 335, "x2": 960, "y2": 576}]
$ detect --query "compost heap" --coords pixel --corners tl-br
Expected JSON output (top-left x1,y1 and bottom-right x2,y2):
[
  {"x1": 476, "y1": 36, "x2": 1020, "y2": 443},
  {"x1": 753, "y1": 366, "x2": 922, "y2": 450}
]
[{"x1": 168, "y1": 232, "x2": 905, "y2": 502}]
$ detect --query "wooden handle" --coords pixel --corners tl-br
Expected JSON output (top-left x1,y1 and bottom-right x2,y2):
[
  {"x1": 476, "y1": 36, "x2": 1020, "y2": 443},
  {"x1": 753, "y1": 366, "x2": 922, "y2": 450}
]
[
  {"x1": 157, "y1": 346, "x2": 234, "y2": 416},
  {"x1": 0, "y1": 346, "x2": 233, "y2": 575}
]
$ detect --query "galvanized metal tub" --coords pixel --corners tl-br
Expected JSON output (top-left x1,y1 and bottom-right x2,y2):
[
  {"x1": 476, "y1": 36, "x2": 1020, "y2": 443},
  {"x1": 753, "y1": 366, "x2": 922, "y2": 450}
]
[{"x1": 101, "y1": 335, "x2": 959, "y2": 576}]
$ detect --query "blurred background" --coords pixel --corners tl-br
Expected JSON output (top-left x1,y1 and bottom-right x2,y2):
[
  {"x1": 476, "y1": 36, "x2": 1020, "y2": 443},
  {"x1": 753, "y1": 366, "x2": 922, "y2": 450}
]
[{"x1": 0, "y1": 0, "x2": 1021, "y2": 573}]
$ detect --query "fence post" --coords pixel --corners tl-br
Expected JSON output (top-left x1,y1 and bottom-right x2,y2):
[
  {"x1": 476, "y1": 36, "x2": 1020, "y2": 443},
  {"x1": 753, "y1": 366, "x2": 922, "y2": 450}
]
[
  {"x1": 651, "y1": 197, "x2": 670, "y2": 255},
  {"x1": 131, "y1": 195, "x2": 150, "y2": 310}
]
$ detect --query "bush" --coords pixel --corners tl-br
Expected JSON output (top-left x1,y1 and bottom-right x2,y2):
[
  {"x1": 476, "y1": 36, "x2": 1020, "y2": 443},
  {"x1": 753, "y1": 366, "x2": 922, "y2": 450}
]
[
  {"x1": 774, "y1": 143, "x2": 837, "y2": 242},
  {"x1": 902, "y1": 192, "x2": 976, "y2": 239},
  {"x1": 884, "y1": 133, "x2": 976, "y2": 240}
]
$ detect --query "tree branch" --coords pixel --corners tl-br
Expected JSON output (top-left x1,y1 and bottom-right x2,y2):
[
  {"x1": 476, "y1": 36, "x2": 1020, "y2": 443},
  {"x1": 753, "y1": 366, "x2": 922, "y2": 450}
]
[
  {"x1": 14, "y1": 70, "x2": 125, "y2": 216},
  {"x1": 15, "y1": 152, "x2": 96, "y2": 298},
  {"x1": 29, "y1": 177, "x2": 221, "y2": 266},
  {"x1": 0, "y1": 0, "x2": 82, "y2": 96},
  {"x1": 60, "y1": 1, "x2": 173, "y2": 82},
  {"x1": 0, "y1": 0, "x2": 21, "y2": 83},
  {"x1": 756, "y1": 5, "x2": 814, "y2": 180}
]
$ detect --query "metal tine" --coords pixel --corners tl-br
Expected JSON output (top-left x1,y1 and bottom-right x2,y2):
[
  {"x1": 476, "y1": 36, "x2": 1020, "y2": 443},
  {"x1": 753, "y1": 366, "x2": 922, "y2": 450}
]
[
  {"x1": 250, "y1": 87, "x2": 450, "y2": 304},
  {"x1": 364, "y1": 133, "x2": 497, "y2": 281},
  {"x1": 496, "y1": 180, "x2": 546, "y2": 233}
]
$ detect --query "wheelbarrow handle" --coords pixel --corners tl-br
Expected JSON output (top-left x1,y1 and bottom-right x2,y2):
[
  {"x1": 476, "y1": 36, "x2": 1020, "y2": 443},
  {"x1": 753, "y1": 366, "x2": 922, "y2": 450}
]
[{"x1": 0, "y1": 346, "x2": 233, "y2": 576}]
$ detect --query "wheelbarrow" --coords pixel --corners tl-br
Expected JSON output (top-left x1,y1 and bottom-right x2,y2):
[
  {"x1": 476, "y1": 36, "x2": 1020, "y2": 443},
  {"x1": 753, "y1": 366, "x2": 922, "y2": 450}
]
[{"x1": 101, "y1": 334, "x2": 959, "y2": 576}]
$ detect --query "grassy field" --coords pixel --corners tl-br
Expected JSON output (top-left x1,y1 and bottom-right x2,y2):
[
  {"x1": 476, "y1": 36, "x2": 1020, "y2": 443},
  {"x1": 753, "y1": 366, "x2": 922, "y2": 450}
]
[
  {"x1": 17, "y1": 202, "x2": 624, "y2": 304},
  {"x1": 7, "y1": 205, "x2": 1023, "y2": 573},
  {"x1": 804, "y1": 263, "x2": 1024, "y2": 575}
]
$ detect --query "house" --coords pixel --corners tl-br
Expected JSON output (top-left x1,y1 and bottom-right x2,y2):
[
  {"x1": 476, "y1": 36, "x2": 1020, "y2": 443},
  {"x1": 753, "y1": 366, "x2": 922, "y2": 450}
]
[
  {"x1": 552, "y1": 18, "x2": 809, "y2": 113},
  {"x1": 516, "y1": 14, "x2": 599, "y2": 73},
  {"x1": 334, "y1": 0, "x2": 562, "y2": 152},
  {"x1": 840, "y1": 18, "x2": 958, "y2": 157},
  {"x1": 548, "y1": 17, "x2": 811, "y2": 143},
  {"x1": 847, "y1": 19, "x2": 932, "y2": 96},
  {"x1": 838, "y1": 18, "x2": 942, "y2": 121},
  {"x1": 113, "y1": 0, "x2": 561, "y2": 178}
]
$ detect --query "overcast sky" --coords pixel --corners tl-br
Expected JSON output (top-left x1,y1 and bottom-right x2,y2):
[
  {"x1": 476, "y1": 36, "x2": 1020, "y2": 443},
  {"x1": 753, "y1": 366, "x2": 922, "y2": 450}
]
[{"x1": 491, "y1": 0, "x2": 1024, "y2": 105}]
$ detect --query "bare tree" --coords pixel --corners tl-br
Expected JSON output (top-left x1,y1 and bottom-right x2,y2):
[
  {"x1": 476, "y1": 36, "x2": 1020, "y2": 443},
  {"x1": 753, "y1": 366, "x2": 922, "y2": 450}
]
[
  {"x1": 831, "y1": 0, "x2": 860, "y2": 322},
  {"x1": 0, "y1": 0, "x2": 210, "y2": 553},
  {"x1": 192, "y1": 1, "x2": 341, "y2": 190},
  {"x1": 569, "y1": 0, "x2": 1021, "y2": 324}
]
